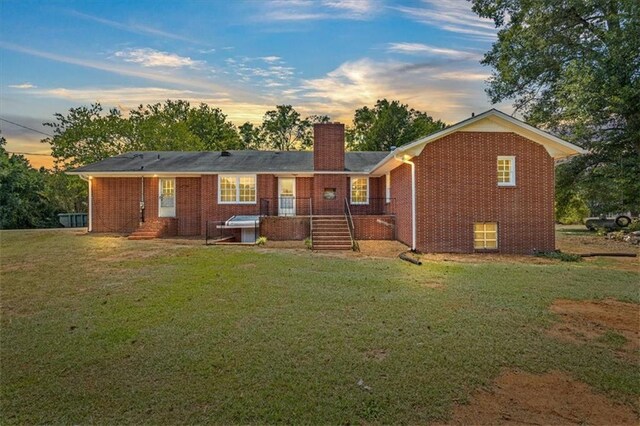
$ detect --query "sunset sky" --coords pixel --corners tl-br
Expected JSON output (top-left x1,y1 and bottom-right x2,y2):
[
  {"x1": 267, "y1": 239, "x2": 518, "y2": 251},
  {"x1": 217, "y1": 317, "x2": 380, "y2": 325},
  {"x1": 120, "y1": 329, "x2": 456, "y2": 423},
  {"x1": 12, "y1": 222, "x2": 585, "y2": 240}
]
[{"x1": 0, "y1": 0, "x2": 509, "y2": 168}]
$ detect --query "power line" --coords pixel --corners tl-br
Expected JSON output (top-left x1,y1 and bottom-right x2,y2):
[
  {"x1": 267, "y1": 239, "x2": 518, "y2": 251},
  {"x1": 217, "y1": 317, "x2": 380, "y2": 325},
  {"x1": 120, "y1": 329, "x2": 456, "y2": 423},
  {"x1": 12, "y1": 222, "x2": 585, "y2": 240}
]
[
  {"x1": 7, "y1": 151, "x2": 53, "y2": 157},
  {"x1": 0, "y1": 117, "x2": 53, "y2": 137}
]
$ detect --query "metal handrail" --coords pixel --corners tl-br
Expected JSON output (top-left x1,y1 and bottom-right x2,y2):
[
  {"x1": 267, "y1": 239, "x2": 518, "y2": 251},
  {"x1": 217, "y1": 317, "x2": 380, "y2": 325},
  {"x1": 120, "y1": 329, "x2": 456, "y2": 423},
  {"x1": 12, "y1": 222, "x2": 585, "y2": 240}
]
[
  {"x1": 259, "y1": 197, "x2": 312, "y2": 217},
  {"x1": 309, "y1": 197, "x2": 313, "y2": 245},
  {"x1": 343, "y1": 197, "x2": 359, "y2": 251}
]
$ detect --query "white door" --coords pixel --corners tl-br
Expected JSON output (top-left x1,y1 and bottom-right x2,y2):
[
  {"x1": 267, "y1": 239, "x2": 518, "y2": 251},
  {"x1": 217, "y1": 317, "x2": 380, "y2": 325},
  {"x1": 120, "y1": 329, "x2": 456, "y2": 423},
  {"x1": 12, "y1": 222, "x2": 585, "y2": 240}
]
[
  {"x1": 278, "y1": 177, "x2": 296, "y2": 216},
  {"x1": 158, "y1": 178, "x2": 176, "y2": 217}
]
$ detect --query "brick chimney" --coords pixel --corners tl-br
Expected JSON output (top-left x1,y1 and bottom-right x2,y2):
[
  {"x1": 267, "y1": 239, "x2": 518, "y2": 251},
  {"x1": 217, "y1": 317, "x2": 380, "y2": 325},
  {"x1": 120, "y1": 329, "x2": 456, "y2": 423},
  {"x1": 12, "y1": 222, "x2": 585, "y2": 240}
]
[{"x1": 313, "y1": 122, "x2": 345, "y2": 171}]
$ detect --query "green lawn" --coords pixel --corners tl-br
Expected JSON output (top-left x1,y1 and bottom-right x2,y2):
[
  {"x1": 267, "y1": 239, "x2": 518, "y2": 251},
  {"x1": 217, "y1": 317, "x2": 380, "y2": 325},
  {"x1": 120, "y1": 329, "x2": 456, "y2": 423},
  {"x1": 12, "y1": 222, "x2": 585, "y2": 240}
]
[{"x1": 1, "y1": 230, "x2": 638, "y2": 423}]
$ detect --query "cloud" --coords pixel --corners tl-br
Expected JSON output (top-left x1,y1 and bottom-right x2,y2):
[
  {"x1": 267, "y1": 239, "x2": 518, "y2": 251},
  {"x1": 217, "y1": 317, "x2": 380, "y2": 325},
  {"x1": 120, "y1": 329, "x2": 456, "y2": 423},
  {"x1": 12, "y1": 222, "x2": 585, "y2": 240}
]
[
  {"x1": 260, "y1": 56, "x2": 282, "y2": 63},
  {"x1": 113, "y1": 48, "x2": 203, "y2": 68},
  {"x1": 386, "y1": 42, "x2": 482, "y2": 61},
  {"x1": 69, "y1": 10, "x2": 199, "y2": 44},
  {"x1": 8, "y1": 82, "x2": 37, "y2": 89},
  {"x1": 26, "y1": 86, "x2": 273, "y2": 124},
  {"x1": 299, "y1": 57, "x2": 501, "y2": 122},
  {"x1": 394, "y1": 0, "x2": 497, "y2": 40},
  {"x1": 0, "y1": 41, "x2": 237, "y2": 98},
  {"x1": 257, "y1": 0, "x2": 380, "y2": 22},
  {"x1": 224, "y1": 56, "x2": 296, "y2": 88}
]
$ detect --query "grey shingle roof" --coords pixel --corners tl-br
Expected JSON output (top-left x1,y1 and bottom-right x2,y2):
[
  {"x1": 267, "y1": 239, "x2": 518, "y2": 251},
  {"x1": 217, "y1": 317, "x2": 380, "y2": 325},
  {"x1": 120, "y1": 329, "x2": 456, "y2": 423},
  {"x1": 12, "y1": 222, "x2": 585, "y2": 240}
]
[{"x1": 70, "y1": 150, "x2": 389, "y2": 174}]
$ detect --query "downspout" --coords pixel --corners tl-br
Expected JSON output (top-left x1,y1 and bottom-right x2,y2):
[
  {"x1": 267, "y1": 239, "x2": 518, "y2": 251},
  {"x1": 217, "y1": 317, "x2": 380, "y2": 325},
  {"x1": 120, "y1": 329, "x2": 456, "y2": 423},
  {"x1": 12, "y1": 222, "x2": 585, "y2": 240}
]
[
  {"x1": 140, "y1": 176, "x2": 145, "y2": 223},
  {"x1": 80, "y1": 175, "x2": 92, "y2": 232},
  {"x1": 395, "y1": 154, "x2": 416, "y2": 252}
]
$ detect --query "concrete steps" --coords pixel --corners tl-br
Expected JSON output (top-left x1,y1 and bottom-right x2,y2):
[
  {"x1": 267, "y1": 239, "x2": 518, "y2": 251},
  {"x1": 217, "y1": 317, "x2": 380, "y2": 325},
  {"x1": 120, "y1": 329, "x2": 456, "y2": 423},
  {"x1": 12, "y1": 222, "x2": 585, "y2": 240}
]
[{"x1": 311, "y1": 216, "x2": 353, "y2": 251}]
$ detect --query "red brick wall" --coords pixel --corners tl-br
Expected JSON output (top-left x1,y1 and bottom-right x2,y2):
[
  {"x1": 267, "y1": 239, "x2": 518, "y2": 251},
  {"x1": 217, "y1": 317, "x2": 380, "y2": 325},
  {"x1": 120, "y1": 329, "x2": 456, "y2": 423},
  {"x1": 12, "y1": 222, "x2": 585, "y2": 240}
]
[
  {"x1": 92, "y1": 177, "x2": 201, "y2": 236},
  {"x1": 390, "y1": 164, "x2": 413, "y2": 247},
  {"x1": 312, "y1": 174, "x2": 346, "y2": 215},
  {"x1": 313, "y1": 123, "x2": 345, "y2": 171},
  {"x1": 295, "y1": 177, "x2": 313, "y2": 216},
  {"x1": 260, "y1": 217, "x2": 311, "y2": 240},
  {"x1": 353, "y1": 215, "x2": 395, "y2": 240},
  {"x1": 176, "y1": 178, "x2": 201, "y2": 236},
  {"x1": 412, "y1": 131, "x2": 555, "y2": 254},
  {"x1": 200, "y1": 174, "x2": 276, "y2": 234},
  {"x1": 92, "y1": 177, "x2": 141, "y2": 233}
]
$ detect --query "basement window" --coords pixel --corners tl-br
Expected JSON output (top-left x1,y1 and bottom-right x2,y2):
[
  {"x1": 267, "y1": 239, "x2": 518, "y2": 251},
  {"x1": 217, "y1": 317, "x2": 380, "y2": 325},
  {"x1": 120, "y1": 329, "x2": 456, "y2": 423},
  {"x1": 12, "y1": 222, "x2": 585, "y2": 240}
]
[
  {"x1": 497, "y1": 156, "x2": 516, "y2": 186},
  {"x1": 350, "y1": 177, "x2": 369, "y2": 205},
  {"x1": 218, "y1": 175, "x2": 256, "y2": 204},
  {"x1": 474, "y1": 222, "x2": 498, "y2": 250}
]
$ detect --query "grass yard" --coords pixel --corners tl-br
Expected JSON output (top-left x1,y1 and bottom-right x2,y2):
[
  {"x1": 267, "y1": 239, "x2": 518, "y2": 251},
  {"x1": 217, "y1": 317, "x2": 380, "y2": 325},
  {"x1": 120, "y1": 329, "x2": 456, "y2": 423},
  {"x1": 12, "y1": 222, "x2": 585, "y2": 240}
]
[{"x1": 1, "y1": 229, "x2": 638, "y2": 424}]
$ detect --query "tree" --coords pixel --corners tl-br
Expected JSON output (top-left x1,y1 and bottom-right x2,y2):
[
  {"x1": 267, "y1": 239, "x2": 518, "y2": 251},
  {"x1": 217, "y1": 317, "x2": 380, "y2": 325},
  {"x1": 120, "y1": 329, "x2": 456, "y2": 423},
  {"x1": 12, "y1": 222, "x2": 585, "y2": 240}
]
[
  {"x1": 187, "y1": 103, "x2": 242, "y2": 150},
  {"x1": 42, "y1": 171, "x2": 87, "y2": 214},
  {"x1": 261, "y1": 105, "x2": 327, "y2": 151},
  {"x1": 471, "y1": 0, "x2": 640, "y2": 214},
  {"x1": 238, "y1": 122, "x2": 263, "y2": 150},
  {"x1": 44, "y1": 100, "x2": 243, "y2": 168},
  {"x1": 346, "y1": 99, "x2": 445, "y2": 151},
  {"x1": 44, "y1": 103, "x2": 130, "y2": 169},
  {"x1": 0, "y1": 132, "x2": 58, "y2": 228}
]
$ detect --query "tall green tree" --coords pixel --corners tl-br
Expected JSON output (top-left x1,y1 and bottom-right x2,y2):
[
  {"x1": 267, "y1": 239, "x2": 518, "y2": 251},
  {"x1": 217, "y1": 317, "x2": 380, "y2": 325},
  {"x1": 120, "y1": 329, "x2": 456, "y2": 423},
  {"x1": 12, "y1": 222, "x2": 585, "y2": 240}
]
[
  {"x1": 261, "y1": 105, "x2": 328, "y2": 150},
  {"x1": 44, "y1": 103, "x2": 130, "y2": 169},
  {"x1": 0, "y1": 133, "x2": 58, "y2": 228},
  {"x1": 471, "y1": 0, "x2": 640, "y2": 214},
  {"x1": 44, "y1": 100, "x2": 242, "y2": 168},
  {"x1": 238, "y1": 122, "x2": 263, "y2": 150},
  {"x1": 346, "y1": 99, "x2": 445, "y2": 151}
]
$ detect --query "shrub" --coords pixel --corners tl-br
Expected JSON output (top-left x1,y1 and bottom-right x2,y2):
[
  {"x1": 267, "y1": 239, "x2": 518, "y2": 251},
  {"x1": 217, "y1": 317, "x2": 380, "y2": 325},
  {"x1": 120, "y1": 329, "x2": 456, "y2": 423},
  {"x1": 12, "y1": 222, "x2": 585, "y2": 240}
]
[
  {"x1": 594, "y1": 227, "x2": 608, "y2": 236},
  {"x1": 256, "y1": 236, "x2": 267, "y2": 246},
  {"x1": 304, "y1": 237, "x2": 312, "y2": 249},
  {"x1": 534, "y1": 250, "x2": 583, "y2": 262},
  {"x1": 627, "y1": 218, "x2": 640, "y2": 232}
]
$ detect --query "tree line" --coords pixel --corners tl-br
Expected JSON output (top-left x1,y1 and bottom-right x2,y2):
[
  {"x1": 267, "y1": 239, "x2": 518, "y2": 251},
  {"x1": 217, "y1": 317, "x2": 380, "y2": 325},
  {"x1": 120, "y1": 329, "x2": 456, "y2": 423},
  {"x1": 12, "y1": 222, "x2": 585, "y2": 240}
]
[
  {"x1": 0, "y1": 100, "x2": 445, "y2": 229},
  {"x1": 0, "y1": 133, "x2": 86, "y2": 228},
  {"x1": 44, "y1": 99, "x2": 445, "y2": 170}
]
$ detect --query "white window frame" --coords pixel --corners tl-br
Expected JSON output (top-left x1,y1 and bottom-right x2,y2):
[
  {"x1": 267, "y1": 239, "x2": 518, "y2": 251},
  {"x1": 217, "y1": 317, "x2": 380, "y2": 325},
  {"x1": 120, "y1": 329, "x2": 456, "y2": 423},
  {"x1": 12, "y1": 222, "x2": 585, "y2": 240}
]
[
  {"x1": 474, "y1": 222, "x2": 498, "y2": 250},
  {"x1": 385, "y1": 172, "x2": 391, "y2": 204},
  {"x1": 497, "y1": 156, "x2": 516, "y2": 187},
  {"x1": 218, "y1": 174, "x2": 257, "y2": 204},
  {"x1": 350, "y1": 176, "x2": 369, "y2": 205}
]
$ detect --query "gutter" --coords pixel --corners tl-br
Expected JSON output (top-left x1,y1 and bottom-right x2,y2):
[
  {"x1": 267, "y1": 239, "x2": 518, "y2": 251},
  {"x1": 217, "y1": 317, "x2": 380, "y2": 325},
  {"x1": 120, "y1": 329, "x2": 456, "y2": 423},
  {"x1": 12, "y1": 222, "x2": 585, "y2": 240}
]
[
  {"x1": 394, "y1": 154, "x2": 416, "y2": 252},
  {"x1": 79, "y1": 175, "x2": 92, "y2": 232}
]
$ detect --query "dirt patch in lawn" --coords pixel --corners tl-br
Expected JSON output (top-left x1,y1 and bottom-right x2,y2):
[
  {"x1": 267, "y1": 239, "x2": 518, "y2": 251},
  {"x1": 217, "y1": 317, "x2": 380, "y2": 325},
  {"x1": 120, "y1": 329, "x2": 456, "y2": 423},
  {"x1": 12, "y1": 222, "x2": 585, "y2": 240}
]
[
  {"x1": 548, "y1": 299, "x2": 640, "y2": 360},
  {"x1": 445, "y1": 370, "x2": 638, "y2": 425},
  {"x1": 363, "y1": 348, "x2": 388, "y2": 361},
  {"x1": 556, "y1": 227, "x2": 639, "y2": 272},
  {"x1": 420, "y1": 252, "x2": 555, "y2": 265},
  {"x1": 262, "y1": 240, "x2": 410, "y2": 259}
]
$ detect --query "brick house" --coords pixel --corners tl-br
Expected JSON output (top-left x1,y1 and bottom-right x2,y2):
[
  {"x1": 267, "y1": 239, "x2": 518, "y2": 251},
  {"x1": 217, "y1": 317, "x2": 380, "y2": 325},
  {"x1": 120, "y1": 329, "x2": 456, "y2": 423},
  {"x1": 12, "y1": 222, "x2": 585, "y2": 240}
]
[{"x1": 68, "y1": 109, "x2": 585, "y2": 253}]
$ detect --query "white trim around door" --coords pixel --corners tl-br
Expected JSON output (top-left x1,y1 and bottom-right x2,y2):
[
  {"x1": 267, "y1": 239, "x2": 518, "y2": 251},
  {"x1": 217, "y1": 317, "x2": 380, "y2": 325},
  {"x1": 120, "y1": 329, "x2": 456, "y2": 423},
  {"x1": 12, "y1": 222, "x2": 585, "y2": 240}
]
[
  {"x1": 278, "y1": 177, "x2": 296, "y2": 216},
  {"x1": 158, "y1": 178, "x2": 176, "y2": 217}
]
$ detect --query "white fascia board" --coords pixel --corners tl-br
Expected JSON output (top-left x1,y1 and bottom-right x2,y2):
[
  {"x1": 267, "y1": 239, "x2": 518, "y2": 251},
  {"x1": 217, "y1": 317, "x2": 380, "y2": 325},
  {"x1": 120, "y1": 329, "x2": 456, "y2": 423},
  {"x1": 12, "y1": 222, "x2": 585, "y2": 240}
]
[{"x1": 67, "y1": 170, "x2": 371, "y2": 177}]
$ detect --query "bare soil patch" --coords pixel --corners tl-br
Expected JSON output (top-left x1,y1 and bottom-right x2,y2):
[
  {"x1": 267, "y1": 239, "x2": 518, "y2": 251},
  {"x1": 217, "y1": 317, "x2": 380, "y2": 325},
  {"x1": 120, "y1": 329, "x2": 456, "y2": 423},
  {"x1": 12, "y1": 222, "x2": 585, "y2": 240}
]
[
  {"x1": 261, "y1": 240, "x2": 410, "y2": 260},
  {"x1": 556, "y1": 227, "x2": 639, "y2": 272},
  {"x1": 420, "y1": 252, "x2": 555, "y2": 265},
  {"x1": 363, "y1": 348, "x2": 388, "y2": 361},
  {"x1": 445, "y1": 370, "x2": 638, "y2": 425},
  {"x1": 549, "y1": 299, "x2": 640, "y2": 359}
]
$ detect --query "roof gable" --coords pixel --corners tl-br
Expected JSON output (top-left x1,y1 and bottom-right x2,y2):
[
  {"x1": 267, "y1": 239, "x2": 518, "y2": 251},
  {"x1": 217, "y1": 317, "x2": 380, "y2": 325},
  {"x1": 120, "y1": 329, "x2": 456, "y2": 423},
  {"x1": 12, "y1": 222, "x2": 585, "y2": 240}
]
[
  {"x1": 401, "y1": 109, "x2": 586, "y2": 159},
  {"x1": 370, "y1": 109, "x2": 587, "y2": 175}
]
